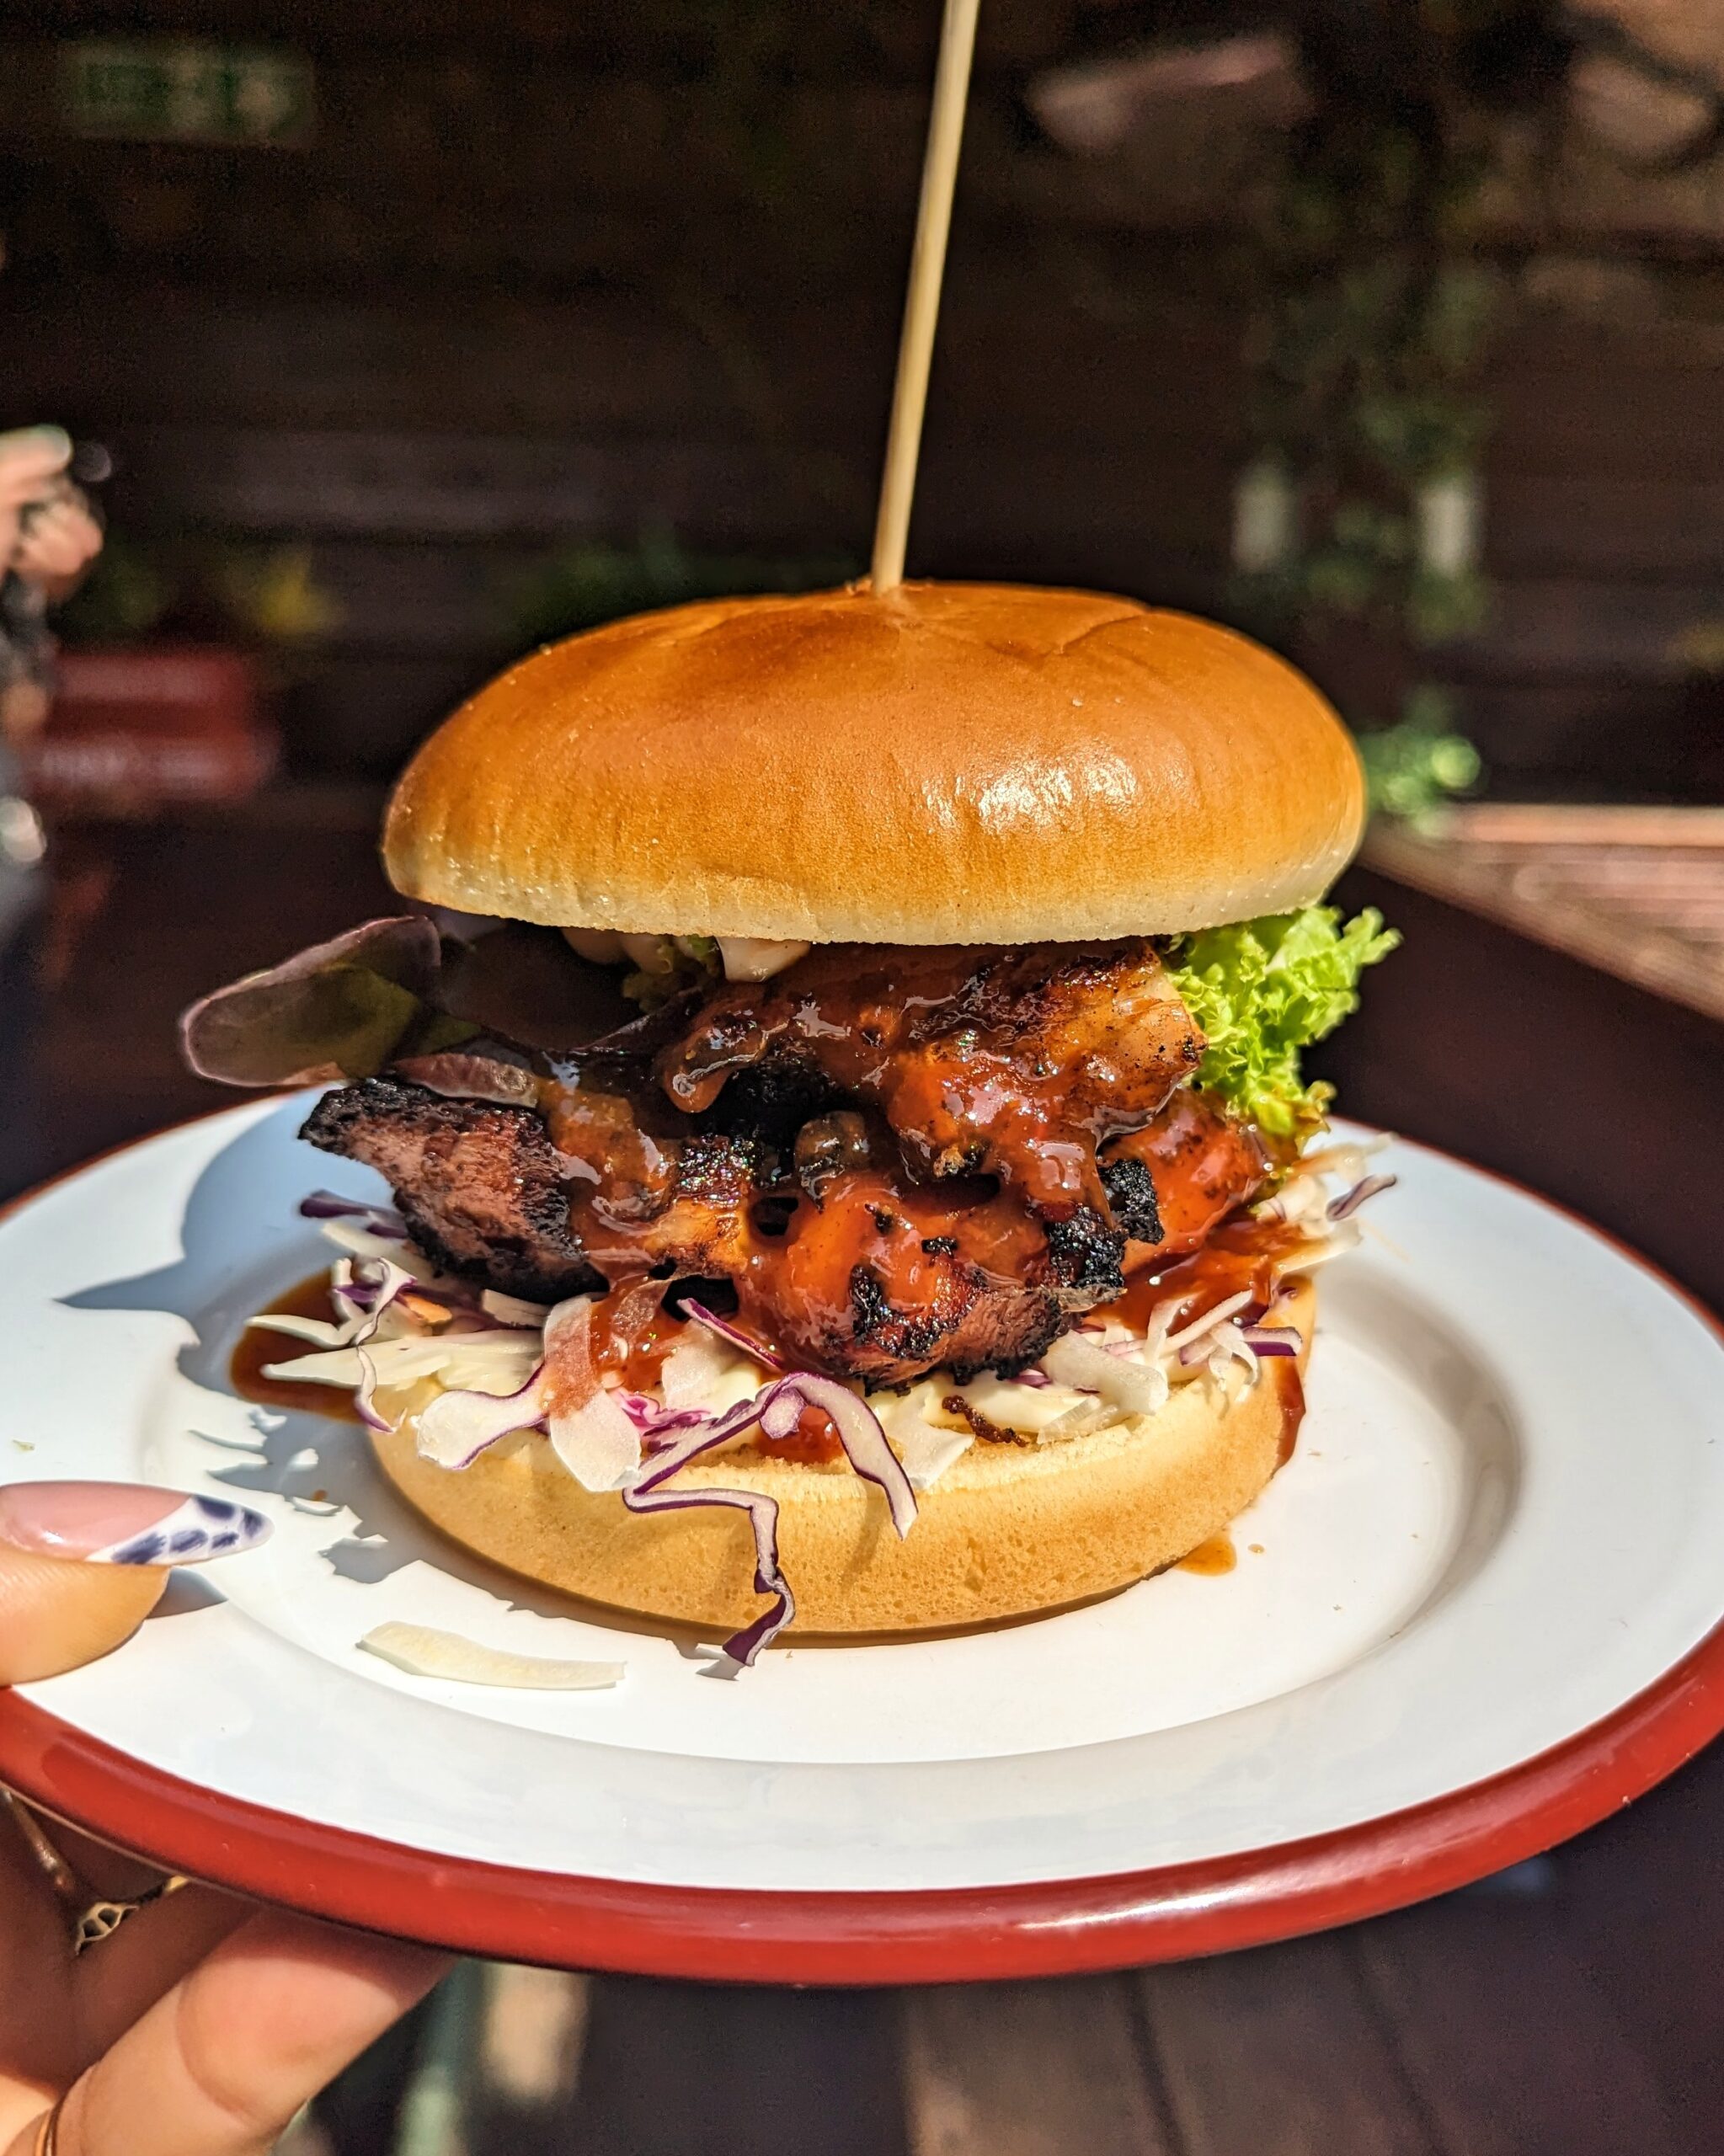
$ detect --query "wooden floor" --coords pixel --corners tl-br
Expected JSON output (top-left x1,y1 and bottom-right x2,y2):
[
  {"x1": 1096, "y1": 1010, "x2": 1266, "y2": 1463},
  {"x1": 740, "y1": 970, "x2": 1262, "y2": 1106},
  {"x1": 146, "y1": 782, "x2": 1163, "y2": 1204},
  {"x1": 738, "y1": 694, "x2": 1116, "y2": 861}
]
[
  {"x1": 347, "y1": 1865, "x2": 1704, "y2": 2155},
  {"x1": 9, "y1": 801, "x2": 1723, "y2": 2156}
]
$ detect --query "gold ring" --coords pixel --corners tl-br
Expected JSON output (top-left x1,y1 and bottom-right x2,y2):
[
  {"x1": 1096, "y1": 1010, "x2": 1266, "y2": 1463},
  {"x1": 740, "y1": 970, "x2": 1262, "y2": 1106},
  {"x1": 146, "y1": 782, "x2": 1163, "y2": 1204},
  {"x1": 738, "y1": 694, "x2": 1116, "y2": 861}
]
[
  {"x1": 69, "y1": 1876, "x2": 189, "y2": 1956},
  {"x1": 32, "y1": 2092, "x2": 65, "y2": 2156},
  {"x1": 2, "y1": 1789, "x2": 81, "y2": 1903},
  {"x1": 3, "y1": 1788, "x2": 188, "y2": 1953}
]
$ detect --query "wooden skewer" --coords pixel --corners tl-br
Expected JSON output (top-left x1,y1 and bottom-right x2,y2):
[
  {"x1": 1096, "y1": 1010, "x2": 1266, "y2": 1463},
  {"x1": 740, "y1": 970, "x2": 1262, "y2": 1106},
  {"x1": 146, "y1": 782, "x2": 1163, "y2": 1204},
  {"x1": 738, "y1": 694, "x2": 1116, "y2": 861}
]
[{"x1": 870, "y1": 0, "x2": 982, "y2": 595}]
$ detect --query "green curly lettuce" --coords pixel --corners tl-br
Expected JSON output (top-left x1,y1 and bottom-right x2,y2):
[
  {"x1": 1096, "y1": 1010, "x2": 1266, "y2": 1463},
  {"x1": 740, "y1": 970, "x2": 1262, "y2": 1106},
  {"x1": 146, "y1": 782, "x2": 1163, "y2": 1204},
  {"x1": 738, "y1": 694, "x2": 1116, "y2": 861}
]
[{"x1": 1164, "y1": 905, "x2": 1399, "y2": 1144}]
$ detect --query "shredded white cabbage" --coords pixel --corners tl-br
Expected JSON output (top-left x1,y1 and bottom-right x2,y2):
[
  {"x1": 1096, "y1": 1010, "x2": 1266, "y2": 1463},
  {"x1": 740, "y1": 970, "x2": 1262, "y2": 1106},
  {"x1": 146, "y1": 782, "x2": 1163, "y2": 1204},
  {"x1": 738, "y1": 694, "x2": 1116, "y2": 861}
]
[
  {"x1": 658, "y1": 1330, "x2": 759, "y2": 1414},
  {"x1": 548, "y1": 1384, "x2": 642, "y2": 1492},
  {"x1": 1043, "y1": 1331, "x2": 1170, "y2": 1417},
  {"x1": 359, "y1": 1620, "x2": 624, "y2": 1689}
]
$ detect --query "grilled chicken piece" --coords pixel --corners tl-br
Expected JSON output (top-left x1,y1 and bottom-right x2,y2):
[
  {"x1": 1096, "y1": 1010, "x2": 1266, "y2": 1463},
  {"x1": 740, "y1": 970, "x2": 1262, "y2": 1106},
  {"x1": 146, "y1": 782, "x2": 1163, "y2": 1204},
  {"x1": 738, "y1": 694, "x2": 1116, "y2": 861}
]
[
  {"x1": 1101, "y1": 1087, "x2": 1270, "y2": 1267},
  {"x1": 300, "y1": 947, "x2": 1247, "y2": 1390},
  {"x1": 302, "y1": 1077, "x2": 1126, "y2": 1387},
  {"x1": 738, "y1": 1167, "x2": 1124, "y2": 1388},
  {"x1": 302, "y1": 1077, "x2": 769, "y2": 1296},
  {"x1": 302, "y1": 1078, "x2": 600, "y2": 1303},
  {"x1": 657, "y1": 941, "x2": 1201, "y2": 1216}
]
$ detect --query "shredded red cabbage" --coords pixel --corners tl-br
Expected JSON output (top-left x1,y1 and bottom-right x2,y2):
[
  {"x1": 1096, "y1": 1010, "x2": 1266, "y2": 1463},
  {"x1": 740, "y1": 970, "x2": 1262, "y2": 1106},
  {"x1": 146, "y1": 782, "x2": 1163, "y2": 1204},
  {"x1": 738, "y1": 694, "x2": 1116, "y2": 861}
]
[
  {"x1": 301, "y1": 1190, "x2": 408, "y2": 1239},
  {"x1": 353, "y1": 1347, "x2": 397, "y2": 1433},
  {"x1": 1328, "y1": 1172, "x2": 1397, "y2": 1221},
  {"x1": 618, "y1": 1392, "x2": 713, "y2": 1438},
  {"x1": 632, "y1": 1374, "x2": 910, "y2": 1533},
  {"x1": 767, "y1": 1372, "x2": 917, "y2": 1538},
  {"x1": 620, "y1": 1481, "x2": 794, "y2": 1668},
  {"x1": 333, "y1": 1257, "x2": 418, "y2": 1323},
  {"x1": 681, "y1": 1299, "x2": 787, "y2": 1373}
]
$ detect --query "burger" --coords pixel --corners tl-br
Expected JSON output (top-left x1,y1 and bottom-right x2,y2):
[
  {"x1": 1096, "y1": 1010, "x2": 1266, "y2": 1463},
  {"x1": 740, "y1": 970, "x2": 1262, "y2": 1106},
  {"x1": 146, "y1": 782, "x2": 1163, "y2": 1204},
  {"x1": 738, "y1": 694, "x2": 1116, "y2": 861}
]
[{"x1": 184, "y1": 581, "x2": 1396, "y2": 1665}]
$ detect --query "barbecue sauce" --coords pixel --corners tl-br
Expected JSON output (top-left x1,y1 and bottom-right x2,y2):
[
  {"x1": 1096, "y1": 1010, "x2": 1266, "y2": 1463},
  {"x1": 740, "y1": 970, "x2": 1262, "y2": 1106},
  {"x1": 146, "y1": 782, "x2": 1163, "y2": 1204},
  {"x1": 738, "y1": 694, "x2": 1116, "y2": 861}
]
[
  {"x1": 393, "y1": 928, "x2": 1302, "y2": 1402},
  {"x1": 1106, "y1": 1087, "x2": 1272, "y2": 1266},
  {"x1": 1101, "y1": 1213, "x2": 1315, "y2": 1333},
  {"x1": 229, "y1": 1273, "x2": 360, "y2": 1422},
  {"x1": 1272, "y1": 1355, "x2": 1306, "y2": 1466},
  {"x1": 526, "y1": 1086, "x2": 1268, "y2": 1387},
  {"x1": 520, "y1": 946, "x2": 1278, "y2": 1385},
  {"x1": 754, "y1": 1403, "x2": 845, "y2": 1465},
  {"x1": 655, "y1": 942, "x2": 1202, "y2": 1216},
  {"x1": 1179, "y1": 1533, "x2": 1237, "y2": 1575},
  {"x1": 733, "y1": 1166, "x2": 1048, "y2": 1367},
  {"x1": 579, "y1": 1286, "x2": 844, "y2": 1463},
  {"x1": 586, "y1": 1279, "x2": 681, "y2": 1390}
]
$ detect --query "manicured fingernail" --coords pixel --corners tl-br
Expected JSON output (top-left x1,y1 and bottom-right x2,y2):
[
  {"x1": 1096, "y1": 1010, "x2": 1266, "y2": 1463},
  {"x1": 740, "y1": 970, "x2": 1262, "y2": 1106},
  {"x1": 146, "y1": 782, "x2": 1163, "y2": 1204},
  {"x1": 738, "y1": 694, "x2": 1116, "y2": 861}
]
[{"x1": 0, "y1": 1483, "x2": 271, "y2": 1566}]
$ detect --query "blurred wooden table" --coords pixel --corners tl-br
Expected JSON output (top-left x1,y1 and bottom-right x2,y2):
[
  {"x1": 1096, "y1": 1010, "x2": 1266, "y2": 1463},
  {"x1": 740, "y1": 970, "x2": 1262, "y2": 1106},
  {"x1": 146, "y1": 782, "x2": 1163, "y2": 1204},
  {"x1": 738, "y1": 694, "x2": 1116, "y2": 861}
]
[
  {"x1": 10, "y1": 800, "x2": 1722, "y2": 2156},
  {"x1": 1366, "y1": 804, "x2": 1724, "y2": 1029}
]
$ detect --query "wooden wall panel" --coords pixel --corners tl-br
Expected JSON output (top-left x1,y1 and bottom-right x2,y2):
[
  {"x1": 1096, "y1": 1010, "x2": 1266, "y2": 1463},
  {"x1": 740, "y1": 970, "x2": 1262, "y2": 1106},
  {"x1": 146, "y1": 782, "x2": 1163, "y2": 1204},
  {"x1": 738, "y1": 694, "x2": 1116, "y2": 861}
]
[{"x1": 1, "y1": 11, "x2": 1721, "y2": 792}]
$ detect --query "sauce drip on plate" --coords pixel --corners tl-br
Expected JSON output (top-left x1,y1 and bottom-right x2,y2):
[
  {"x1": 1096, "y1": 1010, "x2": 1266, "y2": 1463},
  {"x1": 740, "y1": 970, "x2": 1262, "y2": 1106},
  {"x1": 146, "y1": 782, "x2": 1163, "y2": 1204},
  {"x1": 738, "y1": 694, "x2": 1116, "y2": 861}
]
[
  {"x1": 1178, "y1": 1533, "x2": 1237, "y2": 1575},
  {"x1": 230, "y1": 1273, "x2": 360, "y2": 1422}
]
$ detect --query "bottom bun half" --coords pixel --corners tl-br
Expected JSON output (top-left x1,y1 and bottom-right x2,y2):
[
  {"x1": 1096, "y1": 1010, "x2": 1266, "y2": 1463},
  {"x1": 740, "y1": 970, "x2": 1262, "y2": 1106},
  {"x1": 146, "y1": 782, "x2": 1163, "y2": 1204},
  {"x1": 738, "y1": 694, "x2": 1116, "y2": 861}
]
[{"x1": 371, "y1": 1280, "x2": 1314, "y2": 1637}]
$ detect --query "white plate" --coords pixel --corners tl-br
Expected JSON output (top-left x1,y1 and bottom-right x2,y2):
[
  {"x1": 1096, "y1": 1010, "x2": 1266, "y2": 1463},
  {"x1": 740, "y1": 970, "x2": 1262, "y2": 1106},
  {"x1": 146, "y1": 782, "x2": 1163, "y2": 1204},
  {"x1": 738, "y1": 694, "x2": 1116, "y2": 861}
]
[{"x1": 1, "y1": 1094, "x2": 1721, "y2": 1979}]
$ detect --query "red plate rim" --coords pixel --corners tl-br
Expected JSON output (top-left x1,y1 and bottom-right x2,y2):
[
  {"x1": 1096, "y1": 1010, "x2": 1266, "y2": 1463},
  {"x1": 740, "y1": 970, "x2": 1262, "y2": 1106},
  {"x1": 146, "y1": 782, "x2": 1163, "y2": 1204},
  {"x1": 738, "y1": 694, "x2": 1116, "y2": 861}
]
[{"x1": 1, "y1": 1104, "x2": 1721, "y2": 1983}]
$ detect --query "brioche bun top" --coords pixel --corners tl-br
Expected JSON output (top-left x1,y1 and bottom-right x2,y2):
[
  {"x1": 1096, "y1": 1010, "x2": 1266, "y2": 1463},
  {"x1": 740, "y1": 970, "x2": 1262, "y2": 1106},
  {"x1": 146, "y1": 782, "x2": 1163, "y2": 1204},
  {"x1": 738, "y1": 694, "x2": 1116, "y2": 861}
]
[{"x1": 383, "y1": 581, "x2": 1364, "y2": 944}]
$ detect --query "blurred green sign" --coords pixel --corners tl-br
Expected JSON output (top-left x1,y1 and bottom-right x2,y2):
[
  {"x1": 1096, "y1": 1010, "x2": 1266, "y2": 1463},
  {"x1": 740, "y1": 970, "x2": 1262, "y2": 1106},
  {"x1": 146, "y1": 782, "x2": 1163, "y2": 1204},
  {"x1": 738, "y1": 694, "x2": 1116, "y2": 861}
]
[{"x1": 60, "y1": 40, "x2": 314, "y2": 147}]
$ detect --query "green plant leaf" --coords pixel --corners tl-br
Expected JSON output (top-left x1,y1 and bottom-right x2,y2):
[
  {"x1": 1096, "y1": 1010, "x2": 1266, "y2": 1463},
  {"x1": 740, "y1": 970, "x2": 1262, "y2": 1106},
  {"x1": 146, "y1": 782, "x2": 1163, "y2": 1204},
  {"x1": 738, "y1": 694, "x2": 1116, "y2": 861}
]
[
  {"x1": 179, "y1": 916, "x2": 444, "y2": 1086},
  {"x1": 1358, "y1": 707, "x2": 1483, "y2": 823}
]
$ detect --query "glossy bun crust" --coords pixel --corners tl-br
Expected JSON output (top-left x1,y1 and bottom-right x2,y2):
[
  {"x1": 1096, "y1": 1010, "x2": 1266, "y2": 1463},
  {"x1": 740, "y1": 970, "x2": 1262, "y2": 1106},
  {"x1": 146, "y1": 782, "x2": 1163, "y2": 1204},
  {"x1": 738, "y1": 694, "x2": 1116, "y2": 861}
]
[
  {"x1": 384, "y1": 584, "x2": 1364, "y2": 942},
  {"x1": 368, "y1": 1283, "x2": 1312, "y2": 1637}
]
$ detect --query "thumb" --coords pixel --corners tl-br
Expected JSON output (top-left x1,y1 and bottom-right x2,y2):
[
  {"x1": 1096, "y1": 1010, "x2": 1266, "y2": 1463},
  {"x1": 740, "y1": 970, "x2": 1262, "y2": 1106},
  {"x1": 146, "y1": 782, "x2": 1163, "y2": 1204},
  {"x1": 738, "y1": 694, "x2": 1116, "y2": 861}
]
[{"x1": 0, "y1": 1485, "x2": 271, "y2": 1684}]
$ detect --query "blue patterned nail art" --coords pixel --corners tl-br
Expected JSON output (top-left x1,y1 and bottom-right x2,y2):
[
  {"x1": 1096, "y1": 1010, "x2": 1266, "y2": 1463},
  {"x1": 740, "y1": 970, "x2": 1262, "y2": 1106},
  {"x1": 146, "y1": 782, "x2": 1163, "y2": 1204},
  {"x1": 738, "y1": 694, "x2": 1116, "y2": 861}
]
[{"x1": 88, "y1": 1494, "x2": 272, "y2": 1567}]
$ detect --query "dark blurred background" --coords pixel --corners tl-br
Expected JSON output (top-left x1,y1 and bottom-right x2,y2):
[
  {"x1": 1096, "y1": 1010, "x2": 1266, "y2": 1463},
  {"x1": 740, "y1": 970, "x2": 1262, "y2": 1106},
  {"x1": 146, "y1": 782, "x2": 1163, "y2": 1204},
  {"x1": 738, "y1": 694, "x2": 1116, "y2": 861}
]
[
  {"x1": 3, "y1": 8, "x2": 1724, "y2": 2154},
  {"x1": 3, "y1": 0, "x2": 1724, "y2": 798}
]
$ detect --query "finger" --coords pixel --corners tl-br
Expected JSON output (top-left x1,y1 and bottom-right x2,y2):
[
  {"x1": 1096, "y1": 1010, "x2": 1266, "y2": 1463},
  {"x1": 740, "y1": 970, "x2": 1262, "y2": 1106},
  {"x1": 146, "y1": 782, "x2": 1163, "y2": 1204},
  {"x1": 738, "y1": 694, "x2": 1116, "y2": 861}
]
[
  {"x1": 0, "y1": 1551, "x2": 163, "y2": 1684},
  {"x1": 0, "y1": 1821, "x2": 248, "y2": 2082},
  {"x1": 55, "y1": 1910, "x2": 449, "y2": 2156},
  {"x1": 0, "y1": 1485, "x2": 272, "y2": 1684},
  {"x1": 0, "y1": 425, "x2": 71, "y2": 466},
  {"x1": 0, "y1": 1812, "x2": 78, "y2": 2088},
  {"x1": 72, "y1": 1886, "x2": 253, "y2": 2056},
  {"x1": 14, "y1": 505, "x2": 101, "y2": 580},
  {"x1": 27, "y1": 494, "x2": 98, "y2": 538},
  {"x1": 0, "y1": 461, "x2": 72, "y2": 516},
  {"x1": 0, "y1": 2093, "x2": 56, "y2": 2156},
  {"x1": 15, "y1": 531, "x2": 95, "y2": 581},
  {"x1": 0, "y1": 427, "x2": 72, "y2": 504},
  {"x1": 20, "y1": 1814, "x2": 168, "y2": 1903}
]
